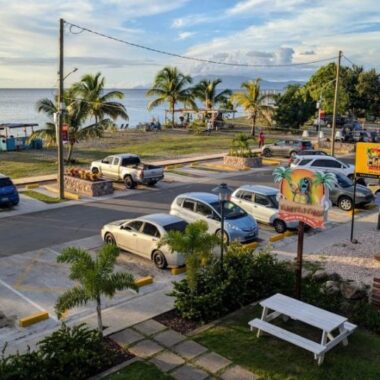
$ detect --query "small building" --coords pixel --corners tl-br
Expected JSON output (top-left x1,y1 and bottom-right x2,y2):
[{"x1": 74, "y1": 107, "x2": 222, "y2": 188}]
[{"x1": 0, "y1": 123, "x2": 42, "y2": 152}]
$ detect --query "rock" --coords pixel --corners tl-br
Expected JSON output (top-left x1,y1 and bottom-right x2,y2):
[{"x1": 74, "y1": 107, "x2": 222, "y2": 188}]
[
  {"x1": 323, "y1": 280, "x2": 341, "y2": 296},
  {"x1": 340, "y1": 280, "x2": 368, "y2": 300},
  {"x1": 327, "y1": 272, "x2": 342, "y2": 282},
  {"x1": 302, "y1": 269, "x2": 312, "y2": 279},
  {"x1": 312, "y1": 270, "x2": 329, "y2": 282}
]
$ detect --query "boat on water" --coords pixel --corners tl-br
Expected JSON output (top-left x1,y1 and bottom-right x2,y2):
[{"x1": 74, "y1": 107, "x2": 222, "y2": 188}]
[{"x1": 0, "y1": 123, "x2": 43, "y2": 152}]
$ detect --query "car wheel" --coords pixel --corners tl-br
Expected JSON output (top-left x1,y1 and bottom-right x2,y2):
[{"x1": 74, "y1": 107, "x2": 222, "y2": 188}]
[
  {"x1": 147, "y1": 180, "x2": 157, "y2": 187},
  {"x1": 104, "y1": 233, "x2": 116, "y2": 245},
  {"x1": 347, "y1": 174, "x2": 354, "y2": 180},
  {"x1": 263, "y1": 148, "x2": 272, "y2": 157},
  {"x1": 152, "y1": 250, "x2": 167, "y2": 269},
  {"x1": 91, "y1": 167, "x2": 99, "y2": 175},
  {"x1": 216, "y1": 229, "x2": 229, "y2": 244},
  {"x1": 124, "y1": 175, "x2": 136, "y2": 189},
  {"x1": 339, "y1": 196, "x2": 353, "y2": 211},
  {"x1": 273, "y1": 219, "x2": 287, "y2": 233}
]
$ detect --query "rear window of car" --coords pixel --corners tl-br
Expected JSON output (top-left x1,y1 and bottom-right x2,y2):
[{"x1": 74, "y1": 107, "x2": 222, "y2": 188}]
[
  {"x1": 0, "y1": 178, "x2": 13, "y2": 187},
  {"x1": 301, "y1": 141, "x2": 312, "y2": 149},
  {"x1": 164, "y1": 221, "x2": 188, "y2": 233},
  {"x1": 298, "y1": 159, "x2": 313, "y2": 166},
  {"x1": 121, "y1": 156, "x2": 140, "y2": 166}
]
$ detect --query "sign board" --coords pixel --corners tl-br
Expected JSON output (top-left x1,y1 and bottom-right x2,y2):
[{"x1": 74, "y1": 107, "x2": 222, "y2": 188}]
[
  {"x1": 355, "y1": 142, "x2": 380, "y2": 179},
  {"x1": 62, "y1": 123, "x2": 69, "y2": 143},
  {"x1": 273, "y1": 167, "x2": 332, "y2": 229}
]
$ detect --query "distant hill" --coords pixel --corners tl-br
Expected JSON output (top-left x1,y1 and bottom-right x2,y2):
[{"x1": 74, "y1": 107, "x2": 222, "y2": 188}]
[{"x1": 133, "y1": 75, "x2": 304, "y2": 91}]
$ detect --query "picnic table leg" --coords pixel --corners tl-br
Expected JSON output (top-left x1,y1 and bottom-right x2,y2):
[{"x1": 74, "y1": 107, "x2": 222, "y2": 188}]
[
  {"x1": 317, "y1": 330, "x2": 328, "y2": 366},
  {"x1": 257, "y1": 306, "x2": 269, "y2": 338},
  {"x1": 339, "y1": 326, "x2": 349, "y2": 346}
]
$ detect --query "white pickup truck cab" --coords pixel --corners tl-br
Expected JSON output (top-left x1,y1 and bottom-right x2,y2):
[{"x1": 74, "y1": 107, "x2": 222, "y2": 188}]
[{"x1": 91, "y1": 153, "x2": 164, "y2": 189}]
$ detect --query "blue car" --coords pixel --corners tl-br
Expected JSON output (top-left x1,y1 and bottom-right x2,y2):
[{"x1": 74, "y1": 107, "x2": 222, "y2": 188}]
[{"x1": 0, "y1": 174, "x2": 19, "y2": 207}]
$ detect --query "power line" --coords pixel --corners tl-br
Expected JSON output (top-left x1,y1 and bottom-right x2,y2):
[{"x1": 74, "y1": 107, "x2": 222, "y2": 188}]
[
  {"x1": 343, "y1": 55, "x2": 356, "y2": 67},
  {"x1": 65, "y1": 20, "x2": 335, "y2": 68}
]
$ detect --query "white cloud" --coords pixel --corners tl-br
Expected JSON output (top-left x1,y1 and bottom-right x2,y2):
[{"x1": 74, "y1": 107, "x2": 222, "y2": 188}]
[
  {"x1": 178, "y1": 31, "x2": 196, "y2": 40},
  {"x1": 226, "y1": 0, "x2": 308, "y2": 15}
]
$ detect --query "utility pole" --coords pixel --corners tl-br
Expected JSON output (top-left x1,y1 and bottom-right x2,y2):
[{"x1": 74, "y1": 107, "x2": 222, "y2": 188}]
[
  {"x1": 330, "y1": 50, "x2": 342, "y2": 157},
  {"x1": 57, "y1": 18, "x2": 65, "y2": 199}
]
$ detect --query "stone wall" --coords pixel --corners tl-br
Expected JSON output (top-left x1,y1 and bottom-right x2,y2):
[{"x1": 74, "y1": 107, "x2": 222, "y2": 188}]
[
  {"x1": 224, "y1": 155, "x2": 262, "y2": 169},
  {"x1": 317, "y1": 140, "x2": 355, "y2": 153},
  {"x1": 64, "y1": 175, "x2": 114, "y2": 197}
]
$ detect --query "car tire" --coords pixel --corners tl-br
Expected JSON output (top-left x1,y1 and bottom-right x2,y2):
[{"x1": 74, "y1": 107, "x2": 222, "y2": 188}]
[
  {"x1": 347, "y1": 174, "x2": 354, "y2": 180},
  {"x1": 104, "y1": 233, "x2": 116, "y2": 245},
  {"x1": 216, "y1": 229, "x2": 229, "y2": 244},
  {"x1": 338, "y1": 196, "x2": 353, "y2": 211},
  {"x1": 147, "y1": 180, "x2": 157, "y2": 187},
  {"x1": 124, "y1": 175, "x2": 136, "y2": 189},
  {"x1": 91, "y1": 167, "x2": 99, "y2": 175},
  {"x1": 263, "y1": 148, "x2": 272, "y2": 157},
  {"x1": 152, "y1": 250, "x2": 167, "y2": 269},
  {"x1": 273, "y1": 219, "x2": 287, "y2": 233}
]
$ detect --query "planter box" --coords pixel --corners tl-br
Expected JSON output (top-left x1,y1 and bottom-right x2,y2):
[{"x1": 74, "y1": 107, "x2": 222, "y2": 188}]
[
  {"x1": 224, "y1": 155, "x2": 262, "y2": 169},
  {"x1": 64, "y1": 175, "x2": 114, "y2": 197}
]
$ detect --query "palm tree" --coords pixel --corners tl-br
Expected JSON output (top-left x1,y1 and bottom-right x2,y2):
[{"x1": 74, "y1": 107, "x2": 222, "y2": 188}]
[
  {"x1": 313, "y1": 171, "x2": 335, "y2": 190},
  {"x1": 71, "y1": 72, "x2": 128, "y2": 125},
  {"x1": 231, "y1": 78, "x2": 273, "y2": 136},
  {"x1": 273, "y1": 166, "x2": 292, "y2": 184},
  {"x1": 192, "y1": 79, "x2": 232, "y2": 110},
  {"x1": 55, "y1": 244, "x2": 138, "y2": 335},
  {"x1": 159, "y1": 221, "x2": 218, "y2": 291},
  {"x1": 146, "y1": 66, "x2": 195, "y2": 126}
]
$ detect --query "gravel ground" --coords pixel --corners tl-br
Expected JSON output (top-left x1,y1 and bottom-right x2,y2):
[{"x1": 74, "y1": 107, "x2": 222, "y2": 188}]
[{"x1": 302, "y1": 230, "x2": 380, "y2": 284}]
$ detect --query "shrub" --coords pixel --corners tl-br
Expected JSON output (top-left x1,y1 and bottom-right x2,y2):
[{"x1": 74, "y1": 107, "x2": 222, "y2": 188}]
[
  {"x1": 228, "y1": 133, "x2": 253, "y2": 157},
  {"x1": 187, "y1": 120, "x2": 205, "y2": 135},
  {"x1": 0, "y1": 324, "x2": 119, "y2": 380}
]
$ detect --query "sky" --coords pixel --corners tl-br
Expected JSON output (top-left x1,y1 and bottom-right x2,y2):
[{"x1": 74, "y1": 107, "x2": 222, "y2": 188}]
[{"x1": 0, "y1": 0, "x2": 379, "y2": 88}]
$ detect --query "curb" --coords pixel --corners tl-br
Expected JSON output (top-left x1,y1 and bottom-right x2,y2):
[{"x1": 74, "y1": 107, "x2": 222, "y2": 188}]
[
  {"x1": 44, "y1": 185, "x2": 80, "y2": 200},
  {"x1": 243, "y1": 241, "x2": 259, "y2": 249},
  {"x1": 135, "y1": 276, "x2": 153, "y2": 287},
  {"x1": 171, "y1": 267, "x2": 187, "y2": 275},
  {"x1": 269, "y1": 234, "x2": 285, "y2": 242},
  {"x1": 19, "y1": 311, "x2": 49, "y2": 327},
  {"x1": 88, "y1": 357, "x2": 140, "y2": 380}
]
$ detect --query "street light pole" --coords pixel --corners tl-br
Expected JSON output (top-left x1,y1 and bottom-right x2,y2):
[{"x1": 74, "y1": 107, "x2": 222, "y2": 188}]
[
  {"x1": 331, "y1": 50, "x2": 342, "y2": 157},
  {"x1": 57, "y1": 18, "x2": 65, "y2": 199},
  {"x1": 220, "y1": 198, "x2": 225, "y2": 271}
]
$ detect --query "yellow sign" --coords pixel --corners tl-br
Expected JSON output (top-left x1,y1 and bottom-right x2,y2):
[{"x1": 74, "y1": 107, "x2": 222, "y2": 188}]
[
  {"x1": 273, "y1": 168, "x2": 333, "y2": 229},
  {"x1": 355, "y1": 142, "x2": 380, "y2": 178}
]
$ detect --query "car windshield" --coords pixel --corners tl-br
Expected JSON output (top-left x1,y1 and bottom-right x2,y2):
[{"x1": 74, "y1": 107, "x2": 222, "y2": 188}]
[
  {"x1": 0, "y1": 178, "x2": 13, "y2": 187},
  {"x1": 268, "y1": 194, "x2": 279, "y2": 208},
  {"x1": 164, "y1": 221, "x2": 188, "y2": 233},
  {"x1": 210, "y1": 201, "x2": 247, "y2": 220},
  {"x1": 335, "y1": 173, "x2": 353, "y2": 188}
]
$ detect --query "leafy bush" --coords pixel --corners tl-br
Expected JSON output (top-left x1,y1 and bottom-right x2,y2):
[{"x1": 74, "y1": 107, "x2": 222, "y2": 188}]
[
  {"x1": 228, "y1": 133, "x2": 254, "y2": 157},
  {"x1": 0, "y1": 324, "x2": 119, "y2": 380},
  {"x1": 170, "y1": 244, "x2": 294, "y2": 322},
  {"x1": 187, "y1": 120, "x2": 205, "y2": 135}
]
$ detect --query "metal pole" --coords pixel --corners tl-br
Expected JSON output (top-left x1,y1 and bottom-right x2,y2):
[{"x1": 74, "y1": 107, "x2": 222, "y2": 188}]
[
  {"x1": 317, "y1": 98, "x2": 321, "y2": 145},
  {"x1": 57, "y1": 18, "x2": 65, "y2": 199},
  {"x1": 350, "y1": 176, "x2": 357, "y2": 243},
  {"x1": 295, "y1": 221, "x2": 305, "y2": 299},
  {"x1": 331, "y1": 50, "x2": 342, "y2": 157},
  {"x1": 220, "y1": 200, "x2": 224, "y2": 273}
]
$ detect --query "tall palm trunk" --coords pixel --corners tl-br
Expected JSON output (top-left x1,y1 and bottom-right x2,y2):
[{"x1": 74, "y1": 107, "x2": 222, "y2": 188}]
[
  {"x1": 96, "y1": 296, "x2": 103, "y2": 334},
  {"x1": 251, "y1": 113, "x2": 257, "y2": 137},
  {"x1": 171, "y1": 99, "x2": 176, "y2": 127}
]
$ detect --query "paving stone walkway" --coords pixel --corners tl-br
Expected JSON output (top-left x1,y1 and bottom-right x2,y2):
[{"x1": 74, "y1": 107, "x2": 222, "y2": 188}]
[{"x1": 110, "y1": 318, "x2": 256, "y2": 380}]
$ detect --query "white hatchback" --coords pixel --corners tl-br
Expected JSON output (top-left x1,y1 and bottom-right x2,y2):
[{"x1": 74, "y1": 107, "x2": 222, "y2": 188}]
[
  {"x1": 101, "y1": 213, "x2": 186, "y2": 269},
  {"x1": 290, "y1": 155, "x2": 355, "y2": 178},
  {"x1": 231, "y1": 185, "x2": 298, "y2": 233}
]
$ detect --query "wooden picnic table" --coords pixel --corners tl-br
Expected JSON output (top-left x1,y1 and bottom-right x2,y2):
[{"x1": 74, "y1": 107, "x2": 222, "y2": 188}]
[{"x1": 249, "y1": 293, "x2": 356, "y2": 365}]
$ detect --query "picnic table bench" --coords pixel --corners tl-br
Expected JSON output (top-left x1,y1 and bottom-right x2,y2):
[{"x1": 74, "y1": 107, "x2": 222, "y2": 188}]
[{"x1": 249, "y1": 293, "x2": 357, "y2": 365}]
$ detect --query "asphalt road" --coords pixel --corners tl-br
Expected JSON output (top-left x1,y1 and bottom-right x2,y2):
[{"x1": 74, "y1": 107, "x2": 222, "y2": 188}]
[{"x1": 0, "y1": 170, "x2": 276, "y2": 256}]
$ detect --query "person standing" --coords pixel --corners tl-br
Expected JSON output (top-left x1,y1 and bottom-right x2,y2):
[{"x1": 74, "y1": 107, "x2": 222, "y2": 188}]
[
  {"x1": 258, "y1": 130, "x2": 265, "y2": 148},
  {"x1": 206, "y1": 119, "x2": 212, "y2": 135}
]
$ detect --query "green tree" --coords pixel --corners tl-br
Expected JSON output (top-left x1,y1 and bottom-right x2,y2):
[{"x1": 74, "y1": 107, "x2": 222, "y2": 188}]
[
  {"x1": 273, "y1": 84, "x2": 316, "y2": 129},
  {"x1": 231, "y1": 78, "x2": 273, "y2": 136},
  {"x1": 159, "y1": 221, "x2": 218, "y2": 291},
  {"x1": 355, "y1": 68, "x2": 380, "y2": 117},
  {"x1": 146, "y1": 66, "x2": 195, "y2": 126},
  {"x1": 72, "y1": 72, "x2": 128, "y2": 125},
  {"x1": 192, "y1": 79, "x2": 232, "y2": 110},
  {"x1": 55, "y1": 245, "x2": 138, "y2": 334}
]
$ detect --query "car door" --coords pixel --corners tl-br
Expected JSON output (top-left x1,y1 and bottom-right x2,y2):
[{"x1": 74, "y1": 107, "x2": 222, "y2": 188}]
[
  {"x1": 252, "y1": 193, "x2": 273, "y2": 223},
  {"x1": 179, "y1": 198, "x2": 197, "y2": 223},
  {"x1": 110, "y1": 157, "x2": 121, "y2": 179},
  {"x1": 272, "y1": 140, "x2": 285, "y2": 156},
  {"x1": 135, "y1": 222, "x2": 161, "y2": 258},
  {"x1": 195, "y1": 201, "x2": 218, "y2": 232},
  {"x1": 234, "y1": 191, "x2": 255, "y2": 215},
  {"x1": 100, "y1": 156, "x2": 114, "y2": 177},
  {"x1": 117, "y1": 220, "x2": 143, "y2": 252}
]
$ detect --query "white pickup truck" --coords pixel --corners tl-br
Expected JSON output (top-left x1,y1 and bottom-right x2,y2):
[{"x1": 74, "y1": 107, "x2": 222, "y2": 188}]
[{"x1": 90, "y1": 154, "x2": 164, "y2": 189}]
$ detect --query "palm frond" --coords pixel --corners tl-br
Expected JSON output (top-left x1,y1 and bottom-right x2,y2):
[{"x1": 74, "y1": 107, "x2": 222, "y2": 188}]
[{"x1": 55, "y1": 287, "x2": 90, "y2": 319}]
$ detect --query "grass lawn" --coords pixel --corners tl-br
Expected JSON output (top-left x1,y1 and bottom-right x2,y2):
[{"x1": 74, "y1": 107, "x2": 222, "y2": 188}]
[
  {"x1": 105, "y1": 361, "x2": 172, "y2": 380},
  {"x1": 194, "y1": 304, "x2": 380, "y2": 380},
  {"x1": 21, "y1": 190, "x2": 63, "y2": 203}
]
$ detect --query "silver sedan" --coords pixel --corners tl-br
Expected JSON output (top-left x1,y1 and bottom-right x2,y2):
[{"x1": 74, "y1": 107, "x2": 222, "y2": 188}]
[{"x1": 101, "y1": 213, "x2": 186, "y2": 269}]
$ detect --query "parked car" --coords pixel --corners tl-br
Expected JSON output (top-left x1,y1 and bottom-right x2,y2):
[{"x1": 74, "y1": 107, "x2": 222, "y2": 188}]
[
  {"x1": 231, "y1": 185, "x2": 298, "y2": 233},
  {"x1": 290, "y1": 155, "x2": 355, "y2": 178},
  {"x1": 329, "y1": 173, "x2": 374, "y2": 211},
  {"x1": 261, "y1": 140, "x2": 313, "y2": 158},
  {"x1": 288, "y1": 150, "x2": 328, "y2": 165},
  {"x1": 170, "y1": 192, "x2": 259, "y2": 243},
  {"x1": 101, "y1": 213, "x2": 187, "y2": 269},
  {"x1": 0, "y1": 173, "x2": 19, "y2": 207},
  {"x1": 91, "y1": 153, "x2": 164, "y2": 189}
]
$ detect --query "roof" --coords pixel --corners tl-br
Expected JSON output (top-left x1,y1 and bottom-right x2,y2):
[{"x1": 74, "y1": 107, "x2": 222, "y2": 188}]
[
  {"x1": 138, "y1": 213, "x2": 184, "y2": 226},
  {"x1": 237, "y1": 185, "x2": 278, "y2": 195},
  {"x1": 294, "y1": 154, "x2": 337, "y2": 160},
  {"x1": 177, "y1": 192, "x2": 219, "y2": 203},
  {"x1": 0, "y1": 123, "x2": 38, "y2": 129},
  {"x1": 111, "y1": 153, "x2": 139, "y2": 158}
]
